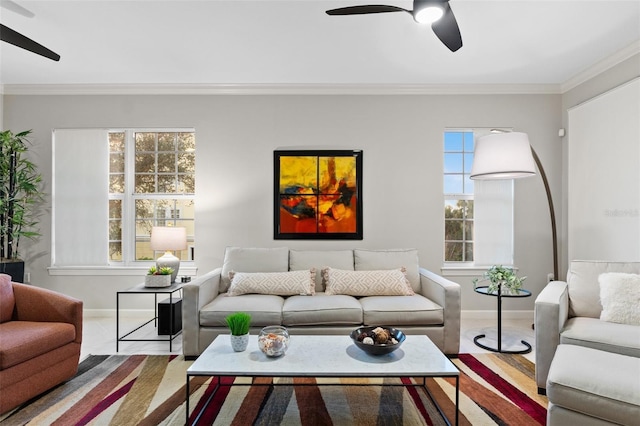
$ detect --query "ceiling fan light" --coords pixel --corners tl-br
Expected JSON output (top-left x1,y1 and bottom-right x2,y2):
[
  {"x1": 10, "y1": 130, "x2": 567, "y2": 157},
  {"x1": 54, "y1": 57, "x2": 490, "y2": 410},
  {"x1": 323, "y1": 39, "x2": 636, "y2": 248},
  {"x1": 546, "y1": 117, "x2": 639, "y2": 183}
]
[{"x1": 414, "y1": 6, "x2": 444, "y2": 24}]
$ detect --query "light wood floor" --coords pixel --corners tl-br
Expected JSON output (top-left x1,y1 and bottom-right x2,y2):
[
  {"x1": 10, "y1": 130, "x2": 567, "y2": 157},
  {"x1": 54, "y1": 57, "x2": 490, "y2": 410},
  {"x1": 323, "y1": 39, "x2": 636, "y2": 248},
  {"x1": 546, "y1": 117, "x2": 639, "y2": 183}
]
[{"x1": 83, "y1": 312, "x2": 535, "y2": 363}]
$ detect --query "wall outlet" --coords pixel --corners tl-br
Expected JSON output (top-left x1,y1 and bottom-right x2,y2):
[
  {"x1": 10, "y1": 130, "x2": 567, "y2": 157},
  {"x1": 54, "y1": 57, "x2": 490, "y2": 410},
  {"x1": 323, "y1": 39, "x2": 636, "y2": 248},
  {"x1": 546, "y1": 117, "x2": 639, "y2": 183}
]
[
  {"x1": 547, "y1": 273, "x2": 554, "y2": 283},
  {"x1": 24, "y1": 272, "x2": 31, "y2": 283}
]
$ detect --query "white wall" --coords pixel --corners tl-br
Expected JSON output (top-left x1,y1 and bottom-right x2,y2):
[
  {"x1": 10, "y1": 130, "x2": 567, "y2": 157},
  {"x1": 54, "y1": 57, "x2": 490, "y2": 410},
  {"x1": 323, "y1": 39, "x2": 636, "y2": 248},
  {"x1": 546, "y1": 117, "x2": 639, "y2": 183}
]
[
  {"x1": 560, "y1": 53, "x2": 640, "y2": 273},
  {"x1": 568, "y1": 78, "x2": 640, "y2": 261},
  {"x1": 3, "y1": 93, "x2": 562, "y2": 310}
]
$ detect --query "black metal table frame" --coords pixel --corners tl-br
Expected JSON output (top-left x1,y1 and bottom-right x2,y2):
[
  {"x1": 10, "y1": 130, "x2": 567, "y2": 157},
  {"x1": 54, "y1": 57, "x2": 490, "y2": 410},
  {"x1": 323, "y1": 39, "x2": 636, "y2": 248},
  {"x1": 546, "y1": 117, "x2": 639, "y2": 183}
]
[
  {"x1": 473, "y1": 285, "x2": 532, "y2": 354},
  {"x1": 185, "y1": 373, "x2": 459, "y2": 426},
  {"x1": 116, "y1": 282, "x2": 183, "y2": 352}
]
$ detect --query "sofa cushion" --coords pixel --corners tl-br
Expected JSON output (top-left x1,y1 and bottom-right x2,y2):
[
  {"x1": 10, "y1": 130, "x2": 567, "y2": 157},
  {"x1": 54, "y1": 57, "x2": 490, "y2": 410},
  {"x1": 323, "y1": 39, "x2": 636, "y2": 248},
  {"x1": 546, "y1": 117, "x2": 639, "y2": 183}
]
[
  {"x1": 227, "y1": 270, "x2": 315, "y2": 296},
  {"x1": 323, "y1": 267, "x2": 414, "y2": 296},
  {"x1": 560, "y1": 317, "x2": 640, "y2": 358},
  {"x1": 0, "y1": 274, "x2": 14, "y2": 323},
  {"x1": 0, "y1": 321, "x2": 76, "y2": 369},
  {"x1": 546, "y1": 344, "x2": 640, "y2": 425},
  {"x1": 289, "y1": 249, "x2": 354, "y2": 292},
  {"x1": 567, "y1": 260, "x2": 640, "y2": 318},
  {"x1": 200, "y1": 294, "x2": 284, "y2": 327},
  {"x1": 354, "y1": 249, "x2": 420, "y2": 292},
  {"x1": 220, "y1": 247, "x2": 289, "y2": 292},
  {"x1": 598, "y1": 272, "x2": 640, "y2": 326},
  {"x1": 282, "y1": 294, "x2": 363, "y2": 326},
  {"x1": 360, "y1": 295, "x2": 444, "y2": 326}
]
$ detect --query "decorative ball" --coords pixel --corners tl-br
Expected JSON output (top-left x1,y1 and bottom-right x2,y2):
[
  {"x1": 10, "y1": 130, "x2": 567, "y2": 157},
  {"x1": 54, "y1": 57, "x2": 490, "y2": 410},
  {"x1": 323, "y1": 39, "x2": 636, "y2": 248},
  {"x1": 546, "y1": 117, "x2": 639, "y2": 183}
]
[{"x1": 350, "y1": 326, "x2": 405, "y2": 355}]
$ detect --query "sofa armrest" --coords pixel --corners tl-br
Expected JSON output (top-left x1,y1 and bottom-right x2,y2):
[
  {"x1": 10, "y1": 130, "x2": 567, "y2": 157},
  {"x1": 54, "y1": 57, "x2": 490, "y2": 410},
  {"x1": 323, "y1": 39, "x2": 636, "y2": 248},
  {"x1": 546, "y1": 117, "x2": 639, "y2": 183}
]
[
  {"x1": 12, "y1": 283, "x2": 83, "y2": 344},
  {"x1": 182, "y1": 268, "x2": 222, "y2": 357},
  {"x1": 534, "y1": 280, "x2": 569, "y2": 392},
  {"x1": 419, "y1": 267, "x2": 461, "y2": 355}
]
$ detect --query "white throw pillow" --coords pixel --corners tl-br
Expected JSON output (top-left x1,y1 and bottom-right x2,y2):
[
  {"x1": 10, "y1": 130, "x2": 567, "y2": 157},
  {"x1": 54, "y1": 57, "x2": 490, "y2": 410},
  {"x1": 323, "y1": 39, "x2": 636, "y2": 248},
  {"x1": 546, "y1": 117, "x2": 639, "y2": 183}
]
[
  {"x1": 220, "y1": 247, "x2": 290, "y2": 292},
  {"x1": 598, "y1": 272, "x2": 640, "y2": 326},
  {"x1": 322, "y1": 267, "x2": 414, "y2": 296},
  {"x1": 354, "y1": 249, "x2": 420, "y2": 292},
  {"x1": 227, "y1": 269, "x2": 315, "y2": 297}
]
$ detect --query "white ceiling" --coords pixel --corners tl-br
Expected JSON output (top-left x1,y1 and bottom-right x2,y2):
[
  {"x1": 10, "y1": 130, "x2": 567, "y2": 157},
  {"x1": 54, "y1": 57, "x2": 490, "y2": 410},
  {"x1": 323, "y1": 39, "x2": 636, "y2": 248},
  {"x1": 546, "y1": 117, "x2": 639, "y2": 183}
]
[{"x1": 1, "y1": 0, "x2": 639, "y2": 90}]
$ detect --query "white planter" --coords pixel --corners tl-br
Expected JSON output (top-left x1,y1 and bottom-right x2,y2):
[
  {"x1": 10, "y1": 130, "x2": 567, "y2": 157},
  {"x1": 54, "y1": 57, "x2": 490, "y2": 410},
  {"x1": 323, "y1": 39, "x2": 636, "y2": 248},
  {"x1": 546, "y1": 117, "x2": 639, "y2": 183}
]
[
  {"x1": 230, "y1": 334, "x2": 249, "y2": 352},
  {"x1": 145, "y1": 274, "x2": 171, "y2": 288}
]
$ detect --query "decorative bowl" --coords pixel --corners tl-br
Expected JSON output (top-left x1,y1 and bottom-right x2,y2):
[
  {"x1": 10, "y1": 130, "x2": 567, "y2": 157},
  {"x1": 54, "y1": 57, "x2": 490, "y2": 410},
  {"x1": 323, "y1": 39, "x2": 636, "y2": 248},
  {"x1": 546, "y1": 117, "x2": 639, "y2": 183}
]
[
  {"x1": 350, "y1": 326, "x2": 406, "y2": 356},
  {"x1": 258, "y1": 325, "x2": 290, "y2": 357}
]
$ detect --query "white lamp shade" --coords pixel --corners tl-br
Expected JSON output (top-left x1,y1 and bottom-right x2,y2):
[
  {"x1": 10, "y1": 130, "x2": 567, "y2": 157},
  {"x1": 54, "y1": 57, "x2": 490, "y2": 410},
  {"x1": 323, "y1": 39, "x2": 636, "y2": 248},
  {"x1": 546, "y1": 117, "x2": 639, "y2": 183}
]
[
  {"x1": 150, "y1": 226, "x2": 187, "y2": 251},
  {"x1": 470, "y1": 132, "x2": 537, "y2": 180}
]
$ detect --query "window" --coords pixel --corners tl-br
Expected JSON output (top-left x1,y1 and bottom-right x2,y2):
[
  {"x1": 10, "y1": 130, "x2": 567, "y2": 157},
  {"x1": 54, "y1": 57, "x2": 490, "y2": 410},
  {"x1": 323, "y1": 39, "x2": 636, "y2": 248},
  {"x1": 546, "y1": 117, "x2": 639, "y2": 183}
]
[
  {"x1": 52, "y1": 128, "x2": 195, "y2": 270},
  {"x1": 109, "y1": 130, "x2": 195, "y2": 264},
  {"x1": 443, "y1": 129, "x2": 514, "y2": 266},
  {"x1": 444, "y1": 131, "x2": 474, "y2": 262}
]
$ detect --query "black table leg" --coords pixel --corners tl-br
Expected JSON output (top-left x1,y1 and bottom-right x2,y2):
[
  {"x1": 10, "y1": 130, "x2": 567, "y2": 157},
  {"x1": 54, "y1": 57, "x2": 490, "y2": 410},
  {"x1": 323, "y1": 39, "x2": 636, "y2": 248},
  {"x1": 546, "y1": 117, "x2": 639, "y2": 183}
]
[{"x1": 473, "y1": 285, "x2": 532, "y2": 354}]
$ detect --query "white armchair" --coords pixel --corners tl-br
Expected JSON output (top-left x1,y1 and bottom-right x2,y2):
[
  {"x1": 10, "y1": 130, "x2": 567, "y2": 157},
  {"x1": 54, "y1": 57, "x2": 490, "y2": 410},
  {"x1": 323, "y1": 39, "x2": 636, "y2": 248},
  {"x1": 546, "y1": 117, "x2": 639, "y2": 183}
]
[{"x1": 534, "y1": 260, "x2": 640, "y2": 394}]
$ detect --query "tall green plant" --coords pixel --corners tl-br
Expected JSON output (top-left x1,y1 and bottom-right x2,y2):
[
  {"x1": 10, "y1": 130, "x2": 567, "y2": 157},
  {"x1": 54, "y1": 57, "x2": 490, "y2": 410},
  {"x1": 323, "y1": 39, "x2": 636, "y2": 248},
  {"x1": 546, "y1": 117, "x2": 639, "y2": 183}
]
[{"x1": 0, "y1": 130, "x2": 44, "y2": 260}]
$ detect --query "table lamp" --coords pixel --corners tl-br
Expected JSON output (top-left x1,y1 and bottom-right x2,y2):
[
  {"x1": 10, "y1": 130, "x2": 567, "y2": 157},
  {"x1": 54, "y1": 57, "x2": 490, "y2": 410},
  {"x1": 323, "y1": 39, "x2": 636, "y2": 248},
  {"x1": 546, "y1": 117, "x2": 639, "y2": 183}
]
[
  {"x1": 470, "y1": 131, "x2": 558, "y2": 280},
  {"x1": 150, "y1": 226, "x2": 187, "y2": 283}
]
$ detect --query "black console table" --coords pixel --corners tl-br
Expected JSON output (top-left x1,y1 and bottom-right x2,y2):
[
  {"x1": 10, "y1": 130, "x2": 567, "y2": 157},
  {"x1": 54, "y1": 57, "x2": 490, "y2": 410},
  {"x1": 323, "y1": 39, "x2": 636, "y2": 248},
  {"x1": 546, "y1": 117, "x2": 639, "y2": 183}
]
[
  {"x1": 116, "y1": 282, "x2": 183, "y2": 352},
  {"x1": 473, "y1": 285, "x2": 532, "y2": 354}
]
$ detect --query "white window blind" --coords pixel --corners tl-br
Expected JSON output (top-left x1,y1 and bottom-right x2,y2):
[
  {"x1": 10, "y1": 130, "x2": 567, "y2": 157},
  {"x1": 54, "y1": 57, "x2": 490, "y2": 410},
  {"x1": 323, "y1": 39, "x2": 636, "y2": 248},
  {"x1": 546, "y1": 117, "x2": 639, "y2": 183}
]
[
  {"x1": 473, "y1": 179, "x2": 514, "y2": 266},
  {"x1": 52, "y1": 129, "x2": 109, "y2": 266}
]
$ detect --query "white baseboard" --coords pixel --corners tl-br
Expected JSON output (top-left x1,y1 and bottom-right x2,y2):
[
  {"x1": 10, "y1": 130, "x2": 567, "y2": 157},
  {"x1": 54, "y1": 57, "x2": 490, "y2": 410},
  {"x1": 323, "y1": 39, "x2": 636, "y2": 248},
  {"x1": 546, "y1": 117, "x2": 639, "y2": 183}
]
[{"x1": 462, "y1": 310, "x2": 534, "y2": 321}]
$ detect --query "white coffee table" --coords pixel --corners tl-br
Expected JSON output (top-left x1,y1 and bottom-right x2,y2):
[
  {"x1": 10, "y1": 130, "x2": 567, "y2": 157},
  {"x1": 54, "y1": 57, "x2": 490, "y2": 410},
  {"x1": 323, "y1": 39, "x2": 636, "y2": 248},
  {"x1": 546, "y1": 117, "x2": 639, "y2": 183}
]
[{"x1": 186, "y1": 334, "x2": 459, "y2": 425}]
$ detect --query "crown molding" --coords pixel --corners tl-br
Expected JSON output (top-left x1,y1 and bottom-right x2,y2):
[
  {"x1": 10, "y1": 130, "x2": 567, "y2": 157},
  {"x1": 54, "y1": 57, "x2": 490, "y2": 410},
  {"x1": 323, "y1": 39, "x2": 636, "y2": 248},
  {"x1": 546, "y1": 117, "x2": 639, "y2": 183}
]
[
  {"x1": 1, "y1": 83, "x2": 562, "y2": 96},
  {"x1": 561, "y1": 40, "x2": 640, "y2": 93}
]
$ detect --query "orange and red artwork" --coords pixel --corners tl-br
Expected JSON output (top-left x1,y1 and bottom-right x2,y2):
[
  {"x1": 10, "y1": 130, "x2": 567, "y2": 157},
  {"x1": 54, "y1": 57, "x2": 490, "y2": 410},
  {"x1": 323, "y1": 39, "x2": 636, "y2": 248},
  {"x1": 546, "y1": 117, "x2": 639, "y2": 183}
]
[{"x1": 274, "y1": 150, "x2": 363, "y2": 239}]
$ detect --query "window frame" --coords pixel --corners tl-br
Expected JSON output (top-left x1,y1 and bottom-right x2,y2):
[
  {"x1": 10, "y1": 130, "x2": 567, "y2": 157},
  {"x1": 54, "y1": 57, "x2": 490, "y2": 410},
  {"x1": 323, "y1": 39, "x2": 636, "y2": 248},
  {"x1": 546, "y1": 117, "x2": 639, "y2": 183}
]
[
  {"x1": 49, "y1": 128, "x2": 197, "y2": 277},
  {"x1": 110, "y1": 129, "x2": 195, "y2": 266},
  {"x1": 441, "y1": 128, "x2": 515, "y2": 275},
  {"x1": 443, "y1": 129, "x2": 475, "y2": 265}
]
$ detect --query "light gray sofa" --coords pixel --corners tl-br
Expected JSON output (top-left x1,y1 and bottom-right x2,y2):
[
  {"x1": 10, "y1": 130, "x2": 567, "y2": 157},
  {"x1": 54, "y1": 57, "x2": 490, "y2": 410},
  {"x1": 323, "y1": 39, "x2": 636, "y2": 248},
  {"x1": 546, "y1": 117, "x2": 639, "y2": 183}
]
[
  {"x1": 534, "y1": 260, "x2": 640, "y2": 394},
  {"x1": 182, "y1": 247, "x2": 461, "y2": 358}
]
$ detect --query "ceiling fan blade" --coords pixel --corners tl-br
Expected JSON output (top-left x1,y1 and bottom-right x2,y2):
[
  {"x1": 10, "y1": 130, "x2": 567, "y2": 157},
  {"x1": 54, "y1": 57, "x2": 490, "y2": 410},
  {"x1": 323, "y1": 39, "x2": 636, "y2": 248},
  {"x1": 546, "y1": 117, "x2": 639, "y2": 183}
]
[
  {"x1": 0, "y1": 0, "x2": 35, "y2": 18},
  {"x1": 0, "y1": 23, "x2": 60, "y2": 61},
  {"x1": 326, "y1": 5, "x2": 408, "y2": 16},
  {"x1": 431, "y1": 2, "x2": 462, "y2": 52}
]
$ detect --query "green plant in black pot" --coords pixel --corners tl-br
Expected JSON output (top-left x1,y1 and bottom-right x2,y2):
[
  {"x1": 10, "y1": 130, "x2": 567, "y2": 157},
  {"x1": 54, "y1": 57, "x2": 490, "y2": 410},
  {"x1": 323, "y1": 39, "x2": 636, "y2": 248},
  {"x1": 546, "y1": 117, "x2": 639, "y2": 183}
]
[{"x1": 0, "y1": 130, "x2": 44, "y2": 282}]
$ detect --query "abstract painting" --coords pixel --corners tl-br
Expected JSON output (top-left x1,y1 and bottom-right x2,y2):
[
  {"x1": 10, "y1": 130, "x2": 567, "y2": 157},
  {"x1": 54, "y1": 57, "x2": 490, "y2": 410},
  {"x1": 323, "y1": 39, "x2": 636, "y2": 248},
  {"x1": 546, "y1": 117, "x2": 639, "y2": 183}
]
[{"x1": 274, "y1": 150, "x2": 363, "y2": 239}]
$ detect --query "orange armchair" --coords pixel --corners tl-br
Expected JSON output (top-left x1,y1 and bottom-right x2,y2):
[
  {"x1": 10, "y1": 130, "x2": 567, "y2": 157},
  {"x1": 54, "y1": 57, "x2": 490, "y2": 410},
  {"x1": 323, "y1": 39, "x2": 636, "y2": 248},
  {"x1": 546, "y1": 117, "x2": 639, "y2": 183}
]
[{"x1": 0, "y1": 273, "x2": 83, "y2": 414}]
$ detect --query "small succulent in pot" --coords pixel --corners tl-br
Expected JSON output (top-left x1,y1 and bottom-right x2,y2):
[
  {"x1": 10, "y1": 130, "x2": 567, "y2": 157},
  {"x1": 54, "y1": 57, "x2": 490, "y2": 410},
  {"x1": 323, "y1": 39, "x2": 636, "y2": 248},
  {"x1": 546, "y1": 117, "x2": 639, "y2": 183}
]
[
  {"x1": 147, "y1": 266, "x2": 174, "y2": 275},
  {"x1": 473, "y1": 265, "x2": 526, "y2": 294},
  {"x1": 225, "y1": 312, "x2": 252, "y2": 336}
]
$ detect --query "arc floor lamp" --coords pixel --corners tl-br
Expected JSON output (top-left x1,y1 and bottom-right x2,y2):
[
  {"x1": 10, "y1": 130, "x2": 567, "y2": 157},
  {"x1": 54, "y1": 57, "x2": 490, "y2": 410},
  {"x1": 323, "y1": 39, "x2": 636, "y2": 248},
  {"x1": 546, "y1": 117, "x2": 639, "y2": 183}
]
[{"x1": 470, "y1": 131, "x2": 558, "y2": 281}]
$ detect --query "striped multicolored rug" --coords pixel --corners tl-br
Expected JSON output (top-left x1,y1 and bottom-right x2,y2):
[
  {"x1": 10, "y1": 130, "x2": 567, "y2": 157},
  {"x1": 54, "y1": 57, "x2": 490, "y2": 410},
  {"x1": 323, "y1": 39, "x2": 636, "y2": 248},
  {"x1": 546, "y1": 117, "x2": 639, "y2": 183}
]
[{"x1": 1, "y1": 353, "x2": 547, "y2": 425}]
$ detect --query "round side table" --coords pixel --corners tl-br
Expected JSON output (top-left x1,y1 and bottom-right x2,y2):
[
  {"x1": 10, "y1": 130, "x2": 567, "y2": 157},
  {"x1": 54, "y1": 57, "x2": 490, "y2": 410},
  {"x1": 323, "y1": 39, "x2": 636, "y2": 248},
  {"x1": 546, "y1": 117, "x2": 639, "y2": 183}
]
[{"x1": 473, "y1": 285, "x2": 532, "y2": 354}]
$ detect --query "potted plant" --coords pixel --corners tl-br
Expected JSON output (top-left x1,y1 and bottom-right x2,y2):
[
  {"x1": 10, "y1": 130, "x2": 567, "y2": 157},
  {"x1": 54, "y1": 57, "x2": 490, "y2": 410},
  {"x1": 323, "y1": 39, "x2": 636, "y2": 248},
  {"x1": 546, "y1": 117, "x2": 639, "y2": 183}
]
[
  {"x1": 0, "y1": 130, "x2": 44, "y2": 283},
  {"x1": 225, "y1": 312, "x2": 251, "y2": 352},
  {"x1": 473, "y1": 265, "x2": 527, "y2": 295},
  {"x1": 145, "y1": 265, "x2": 174, "y2": 288}
]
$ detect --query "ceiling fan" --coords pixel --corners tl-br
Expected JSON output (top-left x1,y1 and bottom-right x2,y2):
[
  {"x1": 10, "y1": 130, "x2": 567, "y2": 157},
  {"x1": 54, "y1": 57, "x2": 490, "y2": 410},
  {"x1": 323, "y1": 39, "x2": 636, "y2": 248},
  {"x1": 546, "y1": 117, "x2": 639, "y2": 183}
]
[
  {"x1": 326, "y1": 0, "x2": 462, "y2": 52},
  {"x1": 0, "y1": 0, "x2": 60, "y2": 61}
]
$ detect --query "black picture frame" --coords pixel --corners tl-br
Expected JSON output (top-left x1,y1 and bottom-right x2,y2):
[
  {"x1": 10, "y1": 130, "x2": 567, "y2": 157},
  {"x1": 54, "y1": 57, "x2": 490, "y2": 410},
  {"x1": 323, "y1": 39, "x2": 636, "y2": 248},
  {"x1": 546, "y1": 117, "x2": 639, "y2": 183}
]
[{"x1": 274, "y1": 149, "x2": 363, "y2": 240}]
